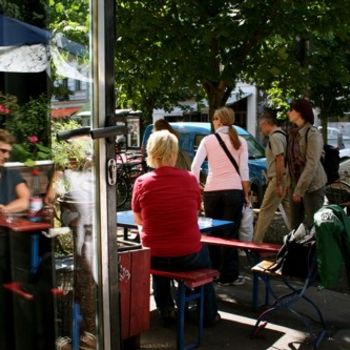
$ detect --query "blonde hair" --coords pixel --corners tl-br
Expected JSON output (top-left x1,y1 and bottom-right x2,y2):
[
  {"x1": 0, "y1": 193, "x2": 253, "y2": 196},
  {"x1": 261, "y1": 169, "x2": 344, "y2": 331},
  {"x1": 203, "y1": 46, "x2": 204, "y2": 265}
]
[
  {"x1": 213, "y1": 107, "x2": 241, "y2": 150},
  {"x1": 146, "y1": 130, "x2": 179, "y2": 168}
]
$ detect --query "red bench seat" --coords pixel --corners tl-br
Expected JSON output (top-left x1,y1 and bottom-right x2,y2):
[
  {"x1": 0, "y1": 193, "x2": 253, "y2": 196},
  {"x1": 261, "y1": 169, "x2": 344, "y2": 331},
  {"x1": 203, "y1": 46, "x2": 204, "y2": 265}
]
[{"x1": 150, "y1": 267, "x2": 219, "y2": 350}]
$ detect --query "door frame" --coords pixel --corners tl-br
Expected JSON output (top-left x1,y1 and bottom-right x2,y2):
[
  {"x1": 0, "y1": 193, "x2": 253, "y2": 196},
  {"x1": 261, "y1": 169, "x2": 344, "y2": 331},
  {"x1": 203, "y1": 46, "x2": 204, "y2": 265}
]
[{"x1": 92, "y1": 1, "x2": 121, "y2": 349}]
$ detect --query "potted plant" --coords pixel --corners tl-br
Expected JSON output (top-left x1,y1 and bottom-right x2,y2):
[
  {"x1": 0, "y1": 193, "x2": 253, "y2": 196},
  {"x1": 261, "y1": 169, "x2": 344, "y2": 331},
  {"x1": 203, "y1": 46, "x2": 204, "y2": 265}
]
[{"x1": 45, "y1": 119, "x2": 93, "y2": 203}]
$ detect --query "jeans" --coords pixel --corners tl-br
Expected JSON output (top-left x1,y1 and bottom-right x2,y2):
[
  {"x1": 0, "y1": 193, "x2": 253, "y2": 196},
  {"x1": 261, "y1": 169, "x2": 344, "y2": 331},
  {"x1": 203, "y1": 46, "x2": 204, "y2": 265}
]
[
  {"x1": 203, "y1": 189, "x2": 244, "y2": 283},
  {"x1": 151, "y1": 246, "x2": 218, "y2": 322}
]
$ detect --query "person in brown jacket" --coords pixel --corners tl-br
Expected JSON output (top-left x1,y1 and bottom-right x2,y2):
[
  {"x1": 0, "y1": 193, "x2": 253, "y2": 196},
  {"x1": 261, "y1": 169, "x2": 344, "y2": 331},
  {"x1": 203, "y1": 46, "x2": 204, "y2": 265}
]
[{"x1": 287, "y1": 99, "x2": 327, "y2": 229}]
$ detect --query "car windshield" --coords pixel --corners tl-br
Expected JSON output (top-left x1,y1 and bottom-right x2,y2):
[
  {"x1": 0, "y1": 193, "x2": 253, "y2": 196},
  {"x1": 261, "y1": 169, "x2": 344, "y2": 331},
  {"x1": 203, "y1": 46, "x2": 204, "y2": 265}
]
[{"x1": 242, "y1": 134, "x2": 265, "y2": 159}]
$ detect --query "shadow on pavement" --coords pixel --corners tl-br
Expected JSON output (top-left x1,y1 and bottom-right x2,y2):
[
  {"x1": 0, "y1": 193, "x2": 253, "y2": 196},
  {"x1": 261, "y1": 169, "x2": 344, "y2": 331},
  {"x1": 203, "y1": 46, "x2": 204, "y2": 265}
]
[{"x1": 141, "y1": 309, "x2": 285, "y2": 350}]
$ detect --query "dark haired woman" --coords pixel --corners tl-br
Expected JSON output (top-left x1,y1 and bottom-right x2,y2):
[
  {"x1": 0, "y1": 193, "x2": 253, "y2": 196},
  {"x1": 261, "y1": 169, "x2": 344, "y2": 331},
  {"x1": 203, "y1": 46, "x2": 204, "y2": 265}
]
[
  {"x1": 287, "y1": 98, "x2": 327, "y2": 229},
  {"x1": 153, "y1": 119, "x2": 192, "y2": 170},
  {"x1": 191, "y1": 107, "x2": 249, "y2": 286}
]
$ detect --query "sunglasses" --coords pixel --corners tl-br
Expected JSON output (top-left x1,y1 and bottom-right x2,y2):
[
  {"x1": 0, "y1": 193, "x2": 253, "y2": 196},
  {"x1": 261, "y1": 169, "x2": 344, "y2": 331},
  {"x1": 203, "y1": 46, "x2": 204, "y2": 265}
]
[{"x1": 0, "y1": 148, "x2": 11, "y2": 154}]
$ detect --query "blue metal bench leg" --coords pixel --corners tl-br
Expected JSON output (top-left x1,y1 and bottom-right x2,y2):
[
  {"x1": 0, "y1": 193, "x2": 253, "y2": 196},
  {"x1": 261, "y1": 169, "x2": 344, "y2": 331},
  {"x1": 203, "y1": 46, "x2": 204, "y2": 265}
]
[
  {"x1": 176, "y1": 282, "x2": 204, "y2": 350},
  {"x1": 72, "y1": 302, "x2": 82, "y2": 350},
  {"x1": 197, "y1": 286, "x2": 204, "y2": 344},
  {"x1": 177, "y1": 282, "x2": 186, "y2": 350},
  {"x1": 252, "y1": 273, "x2": 273, "y2": 309}
]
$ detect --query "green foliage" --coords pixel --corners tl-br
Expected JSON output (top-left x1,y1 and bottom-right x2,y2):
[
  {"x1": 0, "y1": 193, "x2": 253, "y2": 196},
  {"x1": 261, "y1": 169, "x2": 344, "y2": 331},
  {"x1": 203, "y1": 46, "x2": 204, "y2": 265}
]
[
  {"x1": 0, "y1": 0, "x2": 48, "y2": 27},
  {"x1": 5, "y1": 94, "x2": 50, "y2": 146},
  {"x1": 264, "y1": 82, "x2": 295, "y2": 120},
  {"x1": 11, "y1": 142, "x2": 51, "y2": 165},
  {"x1": 245, "y1": 1, "x2": 350, "y2": 121},
  {"x1": 116, "y1": 1, "x2": 350, "y2": 121},
  {"x1": 0, "y1": 92, "x2": 51, "y2": 163},
  {"x1": 48, "y1": 0, "x2": 89, "y2": 46},
  {"x1": 51, "y1": 119, "x2": 91, "y2": 171}
]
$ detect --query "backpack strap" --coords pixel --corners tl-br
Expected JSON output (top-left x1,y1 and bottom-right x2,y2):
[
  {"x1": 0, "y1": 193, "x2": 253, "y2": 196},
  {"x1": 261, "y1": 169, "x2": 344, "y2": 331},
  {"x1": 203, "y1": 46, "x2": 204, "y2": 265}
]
[
  {"x1": 214, "y1": 133, "x2": 240, "y2": 175},
  {"x1": 268, "y1": 129, "x2": 287, "y2": 150},
  {"x1": 304, "y1": 127, "x2": 311, "y2": 144}
]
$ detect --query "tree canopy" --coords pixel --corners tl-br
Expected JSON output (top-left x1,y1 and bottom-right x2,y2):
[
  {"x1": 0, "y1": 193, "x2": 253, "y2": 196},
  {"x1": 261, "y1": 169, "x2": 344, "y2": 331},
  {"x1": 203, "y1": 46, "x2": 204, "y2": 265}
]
[{"x1": 116, "y1": 0, "x2": 350, "y2": 122}]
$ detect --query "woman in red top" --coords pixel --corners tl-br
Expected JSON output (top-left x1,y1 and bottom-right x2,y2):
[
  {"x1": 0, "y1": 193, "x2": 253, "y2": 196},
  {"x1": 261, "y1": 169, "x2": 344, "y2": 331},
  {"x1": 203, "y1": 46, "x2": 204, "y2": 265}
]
[{"x1": 132, "y1": 130, "x2": 219, "y2": 326}]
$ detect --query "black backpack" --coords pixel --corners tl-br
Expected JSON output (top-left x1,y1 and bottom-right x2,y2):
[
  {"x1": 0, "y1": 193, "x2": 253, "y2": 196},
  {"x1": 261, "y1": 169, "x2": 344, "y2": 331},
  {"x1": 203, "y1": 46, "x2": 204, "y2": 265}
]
[{"x1": 305, "y1": 128, "x2": 340, "y2": 184}]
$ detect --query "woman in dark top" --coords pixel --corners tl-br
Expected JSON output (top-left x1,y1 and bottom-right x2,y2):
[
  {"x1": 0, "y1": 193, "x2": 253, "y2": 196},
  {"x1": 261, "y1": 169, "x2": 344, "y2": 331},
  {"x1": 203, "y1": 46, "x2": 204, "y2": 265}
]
[
  {"x1": 0, "y1": 129, "x2": 30, "y2": 350},
  {"x1": 0, "y1": 129, "x2": 30, "y2": 214}
]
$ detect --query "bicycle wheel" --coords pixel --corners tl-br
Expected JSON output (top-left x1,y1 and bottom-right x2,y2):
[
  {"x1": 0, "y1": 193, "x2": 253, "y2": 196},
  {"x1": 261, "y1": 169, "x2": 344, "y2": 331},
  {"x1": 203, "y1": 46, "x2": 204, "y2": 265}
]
[{"x1": 116, "y1": 175, "x2": 129, "y2": 210}]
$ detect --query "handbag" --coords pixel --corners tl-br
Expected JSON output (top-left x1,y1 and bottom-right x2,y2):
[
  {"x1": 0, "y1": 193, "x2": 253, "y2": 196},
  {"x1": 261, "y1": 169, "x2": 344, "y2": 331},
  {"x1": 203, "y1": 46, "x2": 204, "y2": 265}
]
[
  {"x1": 239, "y1": 204, "x2": 254, "y2": 241},
  {"x1": 268, "y1": 223, "x2": 316, "y2": 279},
  {"x1": 215, "y1": 133, "x2": 253, "y2": 241}
]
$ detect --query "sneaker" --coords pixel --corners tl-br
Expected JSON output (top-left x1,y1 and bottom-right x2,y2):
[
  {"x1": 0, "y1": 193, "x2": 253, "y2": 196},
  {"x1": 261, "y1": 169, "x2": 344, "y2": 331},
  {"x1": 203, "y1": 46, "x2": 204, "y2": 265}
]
[
  {"x1": 56, "y1": 336, "x2": 72, "y2": 350},
  {"x1": 80, "y1": 331, "x2": 96, "y2": 350},
  {"x1": 217, "y1": 275, "x2": 245, "y2": 286}
]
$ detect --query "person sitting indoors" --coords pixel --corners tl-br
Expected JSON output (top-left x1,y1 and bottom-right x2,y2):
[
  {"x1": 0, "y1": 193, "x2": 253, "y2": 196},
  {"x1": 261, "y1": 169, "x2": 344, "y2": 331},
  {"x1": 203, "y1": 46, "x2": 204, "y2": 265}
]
[
  {"x1": 153, "y1": 119, "x2": 192, "y2": 170},
  {"x1": 0, "y1": 129, "x2": 30, "y2": 350},
  {"x1": 0, "y1": 129, "x2": 30, "y2": 215},
  {"x1": 132, "y1": 130, "x2": 220, "y2": 326}
]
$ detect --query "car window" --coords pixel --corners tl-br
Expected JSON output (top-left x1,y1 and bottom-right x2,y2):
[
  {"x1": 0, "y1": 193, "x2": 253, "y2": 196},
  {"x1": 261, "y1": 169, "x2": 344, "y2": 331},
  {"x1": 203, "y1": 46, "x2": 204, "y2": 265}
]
[
  {"x1": 242, "y1": 134, "x2": 265, "y2": 159},
  {"x1": 179, "y1": 133, "x2": 192, "y2": 156},
  {"x1": 194, "y1": 135, "x2": 205, "y2": 151},
  {"x1": 142, "y1": 123, "x2": 265, "y2": 160}
]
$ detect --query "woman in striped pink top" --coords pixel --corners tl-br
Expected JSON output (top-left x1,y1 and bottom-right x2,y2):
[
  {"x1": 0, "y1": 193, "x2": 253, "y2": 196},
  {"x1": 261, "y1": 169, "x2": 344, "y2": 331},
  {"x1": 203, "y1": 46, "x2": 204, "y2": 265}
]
[{"x1": 191, "y1": 107, "x2": 250, "y2": 286}]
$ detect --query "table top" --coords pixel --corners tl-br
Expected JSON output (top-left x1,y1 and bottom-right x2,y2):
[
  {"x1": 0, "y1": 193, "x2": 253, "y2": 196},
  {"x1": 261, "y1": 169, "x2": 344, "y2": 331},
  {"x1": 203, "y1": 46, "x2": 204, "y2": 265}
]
[
  {"x1": 0, "y1": 215, "x2": 51, "y2": 232},
  {"x1": 116, "y1": 210, "x2": 234, "y2": 233}
]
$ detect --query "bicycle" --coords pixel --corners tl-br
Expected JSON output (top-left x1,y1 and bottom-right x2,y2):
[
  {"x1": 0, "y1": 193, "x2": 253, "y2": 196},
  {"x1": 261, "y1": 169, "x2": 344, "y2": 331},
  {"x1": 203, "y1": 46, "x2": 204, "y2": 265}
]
[{"x1": 115, "y1": 141, "x2": 147, "y2": 210}]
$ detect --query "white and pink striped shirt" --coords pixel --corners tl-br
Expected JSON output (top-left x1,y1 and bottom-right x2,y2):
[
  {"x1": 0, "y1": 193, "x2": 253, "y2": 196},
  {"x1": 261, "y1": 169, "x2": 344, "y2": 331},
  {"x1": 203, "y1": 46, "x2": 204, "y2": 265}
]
[{"x1": 191, "y1": 126, "x2": 249, "y2": 192}]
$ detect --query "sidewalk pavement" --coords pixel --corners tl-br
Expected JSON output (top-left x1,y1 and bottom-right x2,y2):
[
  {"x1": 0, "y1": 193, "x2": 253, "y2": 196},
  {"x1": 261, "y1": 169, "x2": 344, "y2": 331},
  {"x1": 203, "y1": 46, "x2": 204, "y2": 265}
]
[{"x1": 140, "y1": 262, "x2": 350, "y2": 350}]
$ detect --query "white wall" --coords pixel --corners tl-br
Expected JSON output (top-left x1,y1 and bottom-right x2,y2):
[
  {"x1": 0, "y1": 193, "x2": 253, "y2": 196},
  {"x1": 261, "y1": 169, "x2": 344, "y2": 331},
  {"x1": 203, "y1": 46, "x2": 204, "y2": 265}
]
[{"x1": 151, "y1": 82, "x2": 259, "y2": 135}]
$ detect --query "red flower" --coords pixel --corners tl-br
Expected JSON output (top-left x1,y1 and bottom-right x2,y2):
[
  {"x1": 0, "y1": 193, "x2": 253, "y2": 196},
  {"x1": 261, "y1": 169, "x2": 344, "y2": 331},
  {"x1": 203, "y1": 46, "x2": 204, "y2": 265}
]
[
  {"x1": 32, "y1": 168, "x2": 41, "y2": 175},
  {"x1": 27, "y1": 135, "x2": 39, "y2": 144},
  {"x1": 0, "y1": 104, "x2": 10, "y2": 115}
]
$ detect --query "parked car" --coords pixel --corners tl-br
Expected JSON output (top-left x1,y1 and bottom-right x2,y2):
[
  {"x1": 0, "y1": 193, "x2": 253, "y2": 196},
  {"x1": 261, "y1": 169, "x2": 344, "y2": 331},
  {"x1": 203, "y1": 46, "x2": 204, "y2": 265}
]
[
  {"x1": 318, "y1": 126, "x2": 350, "y2": 148},
  {"x1": 142, "y1": 122, "x2": 267, "y2": 206},
  {"x1": 340, "y1": 148, "x2": 350, "y2": 160},
  {"x1": 339, "y1": 157, "x2": 350, "y2": 182}
]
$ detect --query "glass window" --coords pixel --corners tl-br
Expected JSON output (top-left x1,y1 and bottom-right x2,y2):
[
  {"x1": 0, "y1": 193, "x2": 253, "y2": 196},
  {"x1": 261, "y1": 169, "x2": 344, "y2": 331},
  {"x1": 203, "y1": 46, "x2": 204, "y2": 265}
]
[{"x1": 243, "y1": 134, "x2": 265, "y2": 159}]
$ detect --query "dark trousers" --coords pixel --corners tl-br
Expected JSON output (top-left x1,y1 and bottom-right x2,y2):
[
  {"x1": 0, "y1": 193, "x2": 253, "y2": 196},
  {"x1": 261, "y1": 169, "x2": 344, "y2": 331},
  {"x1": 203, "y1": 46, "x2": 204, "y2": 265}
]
[
  {"x1": 151, "y1": 246, "x2": 218, "y2": 322},
  {"x1": 0, "y1": 230, "x2": 14, "y2": 350},
  {"x1": 203, "y1": 189, "x2": 244, "y2": 283},
  {"x1": 290, "y1": 186, "x2": 325, "y2": 230}
]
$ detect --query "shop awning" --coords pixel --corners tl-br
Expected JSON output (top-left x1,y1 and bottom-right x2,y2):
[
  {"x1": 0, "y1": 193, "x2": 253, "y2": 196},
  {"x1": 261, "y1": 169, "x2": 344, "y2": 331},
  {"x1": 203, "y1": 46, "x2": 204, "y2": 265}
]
[{"x1": 51, "y1": 107, "x2": 81, "y2": 119}]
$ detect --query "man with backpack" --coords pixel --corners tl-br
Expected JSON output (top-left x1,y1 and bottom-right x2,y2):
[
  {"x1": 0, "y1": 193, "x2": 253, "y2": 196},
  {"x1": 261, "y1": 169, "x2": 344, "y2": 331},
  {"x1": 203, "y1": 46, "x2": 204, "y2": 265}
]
[
  {"x1": 254, "y1": 110, "x2": 291, "y2": 243},
  {"x1": 287, "y1": 99, "x2": 327, "y2": 230}
]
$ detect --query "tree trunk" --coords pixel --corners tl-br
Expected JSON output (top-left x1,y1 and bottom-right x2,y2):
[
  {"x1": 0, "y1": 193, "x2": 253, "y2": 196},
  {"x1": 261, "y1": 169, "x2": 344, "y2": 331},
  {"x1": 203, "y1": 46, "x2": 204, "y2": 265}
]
[
  {"x1": 203, "y1": 80, "x2": 233, "y2": 119},
  {"x1": 318, "y1": 107, "x2": 329, "y2": 144},
  {"x1": 141, "y1": 97, "x2": 156, "y2": 124}
]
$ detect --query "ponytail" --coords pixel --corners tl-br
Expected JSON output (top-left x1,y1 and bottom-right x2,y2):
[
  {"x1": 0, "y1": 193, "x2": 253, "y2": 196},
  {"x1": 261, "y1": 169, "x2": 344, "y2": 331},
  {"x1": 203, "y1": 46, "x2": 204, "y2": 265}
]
[
  {"x1": 228, "y1": 125, "x2": 241, "y2": 150},
  {"x1": 213, "y1": 106, "x2": 241, "y2": 149}
]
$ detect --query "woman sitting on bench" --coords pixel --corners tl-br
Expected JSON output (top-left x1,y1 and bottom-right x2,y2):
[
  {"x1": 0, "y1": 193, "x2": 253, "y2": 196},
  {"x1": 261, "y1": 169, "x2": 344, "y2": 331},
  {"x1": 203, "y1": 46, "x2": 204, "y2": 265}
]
[{"x1": 132, "y1": 130, "x2": 220, "y2": 327}]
